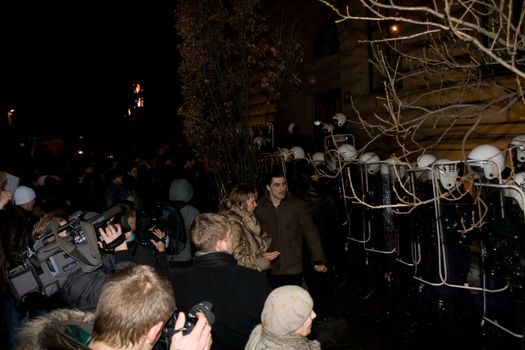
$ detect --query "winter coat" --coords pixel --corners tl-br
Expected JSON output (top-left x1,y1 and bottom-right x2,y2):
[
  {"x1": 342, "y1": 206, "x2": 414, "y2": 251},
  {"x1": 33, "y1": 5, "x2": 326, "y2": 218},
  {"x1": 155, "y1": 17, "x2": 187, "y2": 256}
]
[
  {"x1": 255, "y1": 194, "x2": 326, "y2": 275},
  {"x1": 57, "y1": 250, "x2": 135, "y2": 311},
  {"x1": 16, "y1": 308, "x2": 94, "y2": 350},
  {"x1": 219, "y1": 205, "x2": 271, "y2": 271},
  {"x1": 171, "y1": 252, "x2": 271, "y2": 350},
  {"x1": 168, "y1": 178, "x2": 200, "y2": 262},
  {"x1": 244, "y1": 325, "x2": 321, "y2": 350},
  {"x1": 0, "y1": 204, "x2": 35, "y2": 269},
  {"x1": 128, "y1": 240, "x2": 169, "y2": 276}
]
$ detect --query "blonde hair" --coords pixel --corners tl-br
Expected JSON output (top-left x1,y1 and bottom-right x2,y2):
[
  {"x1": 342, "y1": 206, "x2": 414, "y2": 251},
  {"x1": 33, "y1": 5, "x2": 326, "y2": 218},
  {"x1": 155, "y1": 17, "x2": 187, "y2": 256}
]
[
  {"x1": 191, "y1": 213, "x2": 230, "y2": 252},
  {"x1": 31, "y1": 211, "x2": 67, "y2": 239},
  {"x1": 220, "y1": 184, "x2": 257, "y2": 211},
  {"x1": 91, "y1": 265, "x2": 175, "y2": 348}
]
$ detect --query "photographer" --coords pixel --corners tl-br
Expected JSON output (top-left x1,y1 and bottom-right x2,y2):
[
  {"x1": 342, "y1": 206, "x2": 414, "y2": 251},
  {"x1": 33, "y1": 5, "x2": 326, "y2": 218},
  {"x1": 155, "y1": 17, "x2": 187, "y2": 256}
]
[
  {"x1": 15, "y1": 265, "x2": 212, "y2": 350},
  {"x1": 90, "y1": 264, "x2": 212, "y2": 350}
]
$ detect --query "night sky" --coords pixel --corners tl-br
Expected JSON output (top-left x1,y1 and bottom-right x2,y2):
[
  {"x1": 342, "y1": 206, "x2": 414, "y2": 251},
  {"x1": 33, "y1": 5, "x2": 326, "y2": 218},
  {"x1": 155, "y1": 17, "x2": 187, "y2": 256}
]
[{"x1": 0, "y1": 2, "x2": 180, "y2": 139}]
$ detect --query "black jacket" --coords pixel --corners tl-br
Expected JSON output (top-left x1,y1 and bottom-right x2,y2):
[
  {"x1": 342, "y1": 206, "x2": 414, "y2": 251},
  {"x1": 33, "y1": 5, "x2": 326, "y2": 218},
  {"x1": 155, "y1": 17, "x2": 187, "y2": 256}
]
[
  {"x1": 171, "y1": 252, "x2": 271, "y2": 350},
  {"x1": 57, "y1": 250, "x2": 134, "y2": 311},
  {"x1": 128, "y1": 240, "x2": 169, "y2": 276}
]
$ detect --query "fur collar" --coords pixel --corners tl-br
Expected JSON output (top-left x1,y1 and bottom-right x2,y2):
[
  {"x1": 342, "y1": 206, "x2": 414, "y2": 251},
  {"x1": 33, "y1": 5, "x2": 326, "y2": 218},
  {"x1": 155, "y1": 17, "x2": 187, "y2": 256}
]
[{"x1": 221, "y1": 205, "x2": 260, "y2": 235}]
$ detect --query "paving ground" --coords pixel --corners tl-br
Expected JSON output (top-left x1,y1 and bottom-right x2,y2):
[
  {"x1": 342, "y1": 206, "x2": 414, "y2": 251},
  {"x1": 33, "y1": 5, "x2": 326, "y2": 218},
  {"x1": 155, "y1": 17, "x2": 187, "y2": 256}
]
[{"x1": 308, "y1": 250, "x2": 525, "y2": 350}]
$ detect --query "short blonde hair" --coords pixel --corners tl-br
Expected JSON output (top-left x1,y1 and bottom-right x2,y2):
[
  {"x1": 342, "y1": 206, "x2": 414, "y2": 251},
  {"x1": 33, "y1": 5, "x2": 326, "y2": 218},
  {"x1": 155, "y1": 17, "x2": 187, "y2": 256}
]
[
  {"x1": 91, "y1": 265, "x2": 175, "y2": 348},
  {"x1": 191, "y1": 213, "x2": 230, "y2": 252}
]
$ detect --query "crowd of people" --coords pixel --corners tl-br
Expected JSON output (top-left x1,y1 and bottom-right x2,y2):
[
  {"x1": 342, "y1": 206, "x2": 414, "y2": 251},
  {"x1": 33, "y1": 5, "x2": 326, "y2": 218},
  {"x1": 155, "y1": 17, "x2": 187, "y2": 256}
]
[{"x1": 0, "y1": 141, "x2": 329, "y2": 350}]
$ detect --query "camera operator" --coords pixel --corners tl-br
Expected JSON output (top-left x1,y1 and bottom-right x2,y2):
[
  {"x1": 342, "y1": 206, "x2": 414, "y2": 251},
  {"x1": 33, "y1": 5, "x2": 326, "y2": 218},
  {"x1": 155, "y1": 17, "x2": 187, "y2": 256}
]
[
  {"x1": 27, "y1": 203, "x2": 169, "y2": 312},
  {"x1": 55, "y1": 221, "x2": 135, "y2": 311},
  {"x1": 15, "y1": 265, "x2": 212, "y2": 350},
  {"x1": 111, "y1": 200, "x2": 169, "y2": 276}
]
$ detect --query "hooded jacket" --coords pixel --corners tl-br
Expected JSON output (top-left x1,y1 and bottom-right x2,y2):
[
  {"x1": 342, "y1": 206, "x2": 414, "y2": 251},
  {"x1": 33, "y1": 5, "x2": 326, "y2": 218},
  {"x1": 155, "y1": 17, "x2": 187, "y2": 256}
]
[{"x1": 168, "y1": 178, "x2": 200, "y2": 262}]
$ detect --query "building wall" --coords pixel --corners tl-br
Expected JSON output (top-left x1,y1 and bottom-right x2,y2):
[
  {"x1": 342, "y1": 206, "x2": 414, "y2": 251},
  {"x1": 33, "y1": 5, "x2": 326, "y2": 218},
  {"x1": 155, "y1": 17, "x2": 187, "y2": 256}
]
[{"x1": 280, "y1": 0, "x2": 525, "y2": 166}]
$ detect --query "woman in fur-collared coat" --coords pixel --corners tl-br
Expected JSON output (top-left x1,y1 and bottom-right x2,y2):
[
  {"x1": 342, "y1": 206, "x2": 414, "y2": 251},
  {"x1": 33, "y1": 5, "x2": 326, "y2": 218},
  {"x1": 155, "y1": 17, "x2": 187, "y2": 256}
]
[{"x1": 219, "y1": 184, "x2": 280, "y2": 271}]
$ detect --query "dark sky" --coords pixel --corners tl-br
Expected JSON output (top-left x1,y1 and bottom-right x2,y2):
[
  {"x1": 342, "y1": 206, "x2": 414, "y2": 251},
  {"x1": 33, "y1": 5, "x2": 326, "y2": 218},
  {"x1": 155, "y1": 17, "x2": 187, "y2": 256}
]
[{"x1": 0, "y1": 2, "x2": 180, "y2": 138}]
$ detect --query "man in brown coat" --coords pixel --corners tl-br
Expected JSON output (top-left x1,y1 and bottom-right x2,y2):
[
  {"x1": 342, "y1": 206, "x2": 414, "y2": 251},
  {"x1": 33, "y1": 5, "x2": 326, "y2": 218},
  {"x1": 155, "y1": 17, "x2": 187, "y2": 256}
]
[{"x1": 255, "y1": 169, "x2": 327, "y2": 288}]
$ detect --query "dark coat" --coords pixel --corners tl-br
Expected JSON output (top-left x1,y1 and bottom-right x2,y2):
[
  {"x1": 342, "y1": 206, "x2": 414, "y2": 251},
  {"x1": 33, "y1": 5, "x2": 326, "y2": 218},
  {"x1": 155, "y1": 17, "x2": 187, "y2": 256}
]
[
  {"x1": 171, "y1": 252, "x2": 271, "y2": 350},
  {"x1": 57, "y1": 250, "x2": 135, "y2": 311},
  {"x1": 128, "y1": 241, "x2": 169, "y2": 276},
  {"x1": 255, "y1": 194, "x2": 326, "y2": 275},
  {"x1": 0, "y1": 204, "x2": 35, "y2": 270}
]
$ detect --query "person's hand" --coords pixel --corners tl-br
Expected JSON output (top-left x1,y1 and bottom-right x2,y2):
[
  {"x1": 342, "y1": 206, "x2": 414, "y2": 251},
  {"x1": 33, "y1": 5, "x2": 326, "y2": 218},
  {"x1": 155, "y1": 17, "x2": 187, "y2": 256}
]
[
  {"x1": 0, "y1": 191, "x2": 12, "y2": 209},
  {"x1": 98, "y1": 224, "x2": 127, "y2": 251},
  {"x1": 264, "y1": 251, "x2": 280, "y2": 261},
  {"x1": 170, "y1": 312, "x2": 212, "y2": 350},
  {"x1": 313, "y1": 264, "x2": 328, "y2": 273},
  {"x1": 150, "y1": 227, "x2": 166, "y2": 252}
]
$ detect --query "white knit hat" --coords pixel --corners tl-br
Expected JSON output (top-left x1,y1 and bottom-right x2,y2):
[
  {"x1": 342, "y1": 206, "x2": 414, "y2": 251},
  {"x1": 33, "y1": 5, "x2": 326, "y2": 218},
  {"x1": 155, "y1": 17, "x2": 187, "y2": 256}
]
[
  {"x1": 261, "y1": 285, "x2": 314, "y2": 336},
  {"x1": 14, "y1": 186, "x2": 36, "y2": 205}
]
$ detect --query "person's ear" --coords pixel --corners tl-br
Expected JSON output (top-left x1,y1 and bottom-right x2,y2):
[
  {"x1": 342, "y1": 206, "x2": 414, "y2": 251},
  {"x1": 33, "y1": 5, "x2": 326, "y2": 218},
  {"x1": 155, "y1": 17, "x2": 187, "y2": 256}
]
[
  {"x1": 266, "y1": 184, "x2": 270, "y2": 192},
  {"x1": 215, "y1": 239, "x2": 224, "y2": 252},
  {"x1": 146, "y1": 321, "x2": 164, "y2": 345}
]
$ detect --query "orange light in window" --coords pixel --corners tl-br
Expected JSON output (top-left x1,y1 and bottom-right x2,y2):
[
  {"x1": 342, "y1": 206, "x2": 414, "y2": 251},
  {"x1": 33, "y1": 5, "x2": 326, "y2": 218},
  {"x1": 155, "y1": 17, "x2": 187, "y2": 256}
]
[{"x1": 390, "y1": 23, "x2": 399, "y2": 34}]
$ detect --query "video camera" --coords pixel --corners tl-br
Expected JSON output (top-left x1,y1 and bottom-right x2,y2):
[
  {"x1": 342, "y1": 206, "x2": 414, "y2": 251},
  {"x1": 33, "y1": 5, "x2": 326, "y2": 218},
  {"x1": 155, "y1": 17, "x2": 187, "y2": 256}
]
[
  {"x1": 135, "y1": 215, "x2": 169, "y2": 248},
  {"x1": 8, "y1": 205, "x2": 124, "y2": 301},
  {"x1": 157, "y1": 301, "x2": 215, "y2": 349},
  {"x1": 135, "y1": 201, "x2": 187, "y2": 255}
]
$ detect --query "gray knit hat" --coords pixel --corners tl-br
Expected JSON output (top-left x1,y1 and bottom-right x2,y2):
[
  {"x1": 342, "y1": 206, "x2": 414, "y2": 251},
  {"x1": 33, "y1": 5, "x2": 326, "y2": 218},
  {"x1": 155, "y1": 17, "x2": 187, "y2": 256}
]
[{"x1": 261, "y1": 285, "x2": 314, "y2": 336}]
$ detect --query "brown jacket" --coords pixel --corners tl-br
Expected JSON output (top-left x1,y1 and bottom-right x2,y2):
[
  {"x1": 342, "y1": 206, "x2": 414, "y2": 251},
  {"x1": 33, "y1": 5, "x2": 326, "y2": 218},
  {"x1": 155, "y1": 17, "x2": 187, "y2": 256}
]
[
  {"x1": 255, "y1": 194, "x2": 326, "y2": 275},
  {"x1": 220, "y1": 205, "x2": 272, "y2": 271}
]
